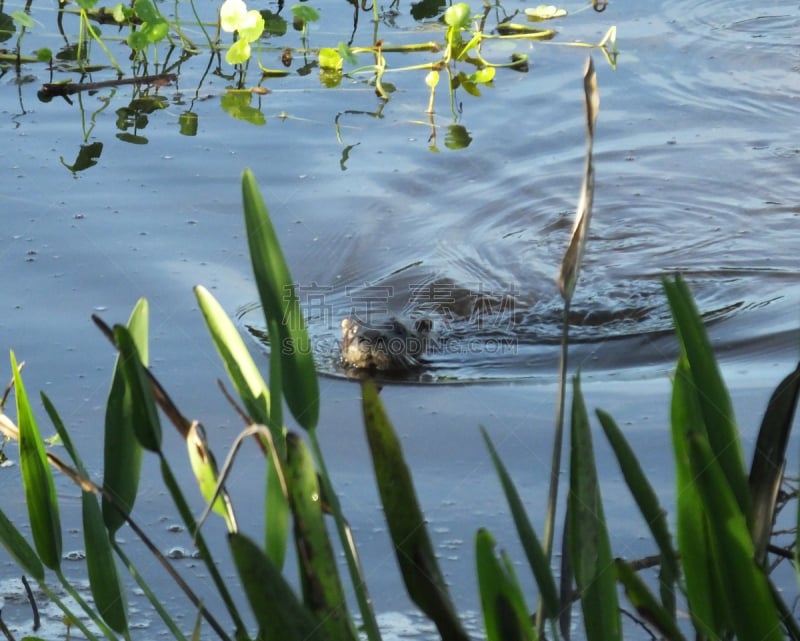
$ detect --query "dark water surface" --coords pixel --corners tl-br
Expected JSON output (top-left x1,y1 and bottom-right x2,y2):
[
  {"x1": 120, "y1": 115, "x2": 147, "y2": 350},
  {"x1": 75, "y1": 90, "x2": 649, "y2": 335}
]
[{"x1": 0, "y1": 0, "x2": 798, "y2": 637}]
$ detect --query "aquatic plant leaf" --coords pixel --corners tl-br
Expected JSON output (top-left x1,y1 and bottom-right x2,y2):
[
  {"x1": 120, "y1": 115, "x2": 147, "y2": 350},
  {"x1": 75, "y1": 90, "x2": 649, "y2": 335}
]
[
  {"x1": 194, "y1": 286, "x2": 269, "y2": 424},
  {"x1": 229, "y1": 531, "x2": 327, "y2": 641},
  {"x1": 220, "y1": 91, "x2": 265, "y2": 125},
  {"x1": 41, "y1": 392, "x2": 130, "y2": 633},
  {"x1": 286, "y1": 433, "x2": 358, "y2": 641},
  {"x1": 0, "y1": 506, "x2": 44, "y2": 581},
  {"x1": 319, "y1": 48, "x2": 343, "y2": 71},
  {"x1": 11, "y1": 351, "x2": 62, "y2": 571},
  {"x1": 686, "y1": 431, "x2": 783, "y2": 641},
  {"x1": 425, "y1": 70, "x2": 439, "y2": 88},
  {"x1": 241, "y1": 169, "x2": 320, "y2": 431},
  {"x1": 82, "y1": 491, "x2": 129, "y2": 633},
  {"x1": 361, "y1": 380, "x2": 469, "y2": 641},
  {"x1": 226, "y1": 38, "x2": 252, "y2": 65},
  {"x1": 187, "y1": 422, "x2": 236, "y2": 532},
  {"x1": 291, "y1": 4, "x2": 319, "y2": 23},
  {"x1": 596, "y1": 409, "x2": 679, "y2": 614},
  {"x1": 11, "y1": 10, "x2": 33, "y2": 28},
  {"x1": 480, "y1": 427, "x2": 559, "y2": 619},
  {"x1": 671, "y1": 357, "x2": 725, "y2": 636},
  {"x1": 664, "y1": 275, "x2": 750, "y2": 521},
  {"x1": 143, "y1": 20, "x2": 169, "y2": 44},
  {"x1": 614, "y1": 559, "x2": 687, "y2": 641},
  {"x1": 102, "y1": 298, "x2": 147, "y2": 536},
  {"x1": 132, "y1": 0, "x2": 158, "y2": 22},
  {"x1": 114, "y1": 325, "x2": 162, "y2": 452},
  {"x1": 475, "y1": 528, "x2": 535, "y2": 641},
  {"x1": 525, "y1": 5, "x2": 567, "y2": 20},
  {"x1": 558, "y1": 57, "x2": 598, "y2": 302},
  {"x1": 337, "y1": 41, "x2": 358, "y2": 65},
  {"x1": 444, "y1": 3, "x2": 471, "y2": 28},
  {"x1": 568, "y1": 374, "x2": 620, "y2": 641},
  {"x1": 750, "y1": 362, "x2": 800, "y2": 565}
]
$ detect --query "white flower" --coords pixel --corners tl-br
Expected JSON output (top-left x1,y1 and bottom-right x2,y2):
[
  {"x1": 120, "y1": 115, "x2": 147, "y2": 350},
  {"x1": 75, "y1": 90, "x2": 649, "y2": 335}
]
[{"x1": 220, "y1": 0, "x2": 247, "y2": 33}]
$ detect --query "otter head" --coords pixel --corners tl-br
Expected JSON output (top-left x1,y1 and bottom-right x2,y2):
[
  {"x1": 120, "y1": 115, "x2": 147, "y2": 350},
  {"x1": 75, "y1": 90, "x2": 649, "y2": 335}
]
[{"x1": 340, "y1": 317, "x2": 431, "y2": 371}]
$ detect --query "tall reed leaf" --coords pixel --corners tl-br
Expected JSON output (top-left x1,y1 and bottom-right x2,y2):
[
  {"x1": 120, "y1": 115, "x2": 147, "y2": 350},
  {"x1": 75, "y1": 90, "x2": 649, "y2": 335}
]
[
  {"x1": 286, "y1": 433, "x2": 358, "y2": 641},
  {"x1": 568, "y1": 374, "x2": 620, "y2": 641},
  {"x1": 686, "y1": 431, "x2": 782, "y2": 641},
  {"x1": 43, "y1": 394, "x2": 129, "y2": 634},
  {"x1": 596, "y1": 409, "x2": 678, "y2": 614},
  {"x1": 229, "y1": 531, "x2": 326, "y2": 641},
  {"x1": 664, "y1": 275, "x2": 750, "y2": 521},
  {"x1": 194, "y1": 285, "x2": 270, "y2": 424},
  {"x1": 102, "y1": 298, "x2": 148, "y2": 535},
  {"x1": 114, "y1": 324, "x2": 162, "y2": 453},
  {"x1": 361, "y1": 380, "x2": 469, "y2": 641},
  {"x1": 0, "y1": 507, "x2": 44, "y2": 581},
  {"x1": 480, "y1": 427, "x2": 559, "y2": 619},
  {"x1": 557, "y1": 56, "x2": 599, "y2": 302},
  {"x1": 614, "y1": 559, "x2": 687, "y2": 641},
  {"x1": 241, "y1": 168, "x2": 319, "y2": 432},
  {"x1": 671, "y1": 356, "x2": 725, "y2": 636},
  {"x1": 475, "y1": 528, "x2": 535, "y2": 641},
  {"x1": 11, "y1": 351, "x2": 62, "y2": 571},
  {"x1": 750, "y1": 362, "x2": 800, "y2": 564}
]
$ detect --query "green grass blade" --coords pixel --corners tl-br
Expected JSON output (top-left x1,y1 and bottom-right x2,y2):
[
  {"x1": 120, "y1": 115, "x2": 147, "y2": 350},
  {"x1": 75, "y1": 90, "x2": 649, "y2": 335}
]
[
  {"x1": 596, "y1": 409, "x2": 679, "y2": 613},
  {"x1": 241, "y1": 168, "x2": 319, "y2": 432},
  {"x1": 229, "y1": 531, "x2": 326, "y2": 641},
  {"x1": 671, "y1": 356, "x2": 725, "y2": 636},
  {"x1": 480, "y1": 427, "x2": 559, "y2": 619},
  {"x1": 475, "y1": 528, "x2": 535, "y2": 641},
  {"x1": 568, "y1": 374, "x2": 621, "y2": 641},
  {"x1": 664, "y1": 275, "x2": 750, "y2": 521},
  {"x1": 687, "y1": 431, "x2": 783, "y2": 641},
  {"x1": 11, "y1": 351, "x2": 62, "y2": 571},
  {"x1": 194, "y1": 285, "x2": 270, "y2": 424},
  {"x1": 82, "y1": 491, "x2": 129, "y2": 633},
  {"x1": 286, "y1": 433, "x2": 358, "y2": 641},
  {"x1": 113, "y1": 324, "x2": 162, "y2": 453},
  {"x1": 102, "y1": 298, "x2": 148, "y2": 535},
  {"x1": 750, "y1": 362, "x2": 800, "y2": 564},
  {"x1": 361, "y1": 380, "x2": 469, "y2": 641},
  {"x1": 0, "y1": 506, "x2": 44, "y2": 581},
  {"x1": 614, "y1": 559, "x2": 687, "y2": 641}
]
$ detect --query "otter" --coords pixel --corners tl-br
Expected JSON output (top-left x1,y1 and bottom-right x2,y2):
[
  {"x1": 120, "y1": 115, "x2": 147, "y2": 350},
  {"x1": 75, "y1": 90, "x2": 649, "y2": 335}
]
[{"x1": 340, "y1": 317, "x2": 433, "y2": 371}]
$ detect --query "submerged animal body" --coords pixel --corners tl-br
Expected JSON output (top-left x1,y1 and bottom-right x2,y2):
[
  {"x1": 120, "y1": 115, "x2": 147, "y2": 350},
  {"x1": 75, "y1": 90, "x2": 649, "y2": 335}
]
[{"x1": 340, "y1": 317, "x2": 433, "y2": 371}]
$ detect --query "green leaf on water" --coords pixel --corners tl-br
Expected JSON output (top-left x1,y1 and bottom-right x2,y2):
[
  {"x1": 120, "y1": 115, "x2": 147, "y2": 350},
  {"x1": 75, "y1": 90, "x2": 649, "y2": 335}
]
[
  {"x1": 220, "y1": 91, "x2": 266, "y2": 125},
  {"x1": 127, "y1": 30, "x2": 148, "y2": 51},
  {"x1": 11, "y1": 351, "x2": 62, "y2": 572},
  {"x1": 524, "y1": 5, "x2": 567, "y2": 20},
  {"x1": 291, "y1": 4, "x2": 319, "y2": 24},
  {"x1": 226, "y1": 38, "x2": 252, "y2": 65},
  {"x1": 143, "y1": 20, "x2": 169, "y2": 43},
  {"x1": 11, "y1": 10, "x2": 33, "y2": 29},
  {"x1": 35, "y1": 47, "x2": 52, "y2": 62},
  {"x1": 133, "y1": 0, "x2": 158, "y2": 24},
  {"x1": 337, "y1": 41, "x2": 358, "y2": 65},
  {"x1": 444, "y1": 3, "x2": 471, "y2": 28},
  {"x1": 319, "y1": 47, "x2": 343, "y2": 71}
]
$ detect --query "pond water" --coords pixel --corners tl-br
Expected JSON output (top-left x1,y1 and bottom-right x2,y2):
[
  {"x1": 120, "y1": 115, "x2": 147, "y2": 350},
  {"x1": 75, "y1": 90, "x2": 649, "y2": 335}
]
[{"x1": 0, "y1": 0, "x2": 798, "y2": 638}]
